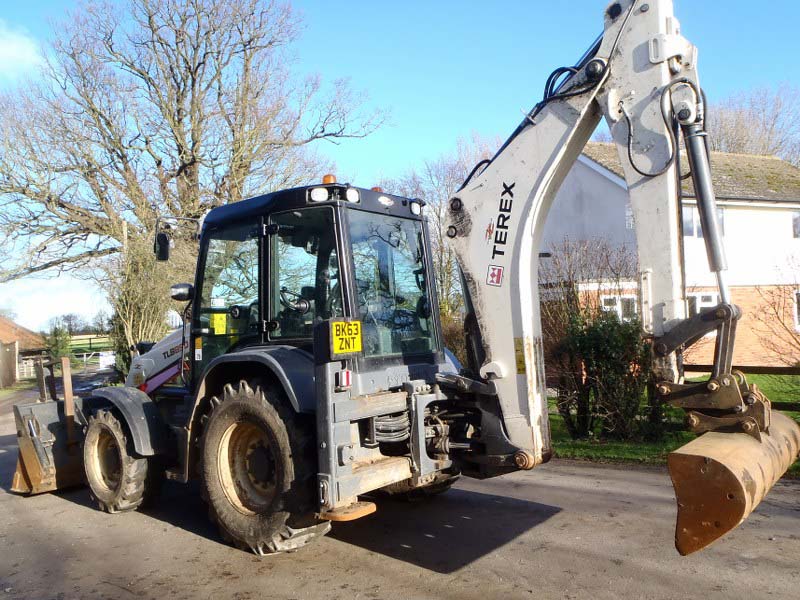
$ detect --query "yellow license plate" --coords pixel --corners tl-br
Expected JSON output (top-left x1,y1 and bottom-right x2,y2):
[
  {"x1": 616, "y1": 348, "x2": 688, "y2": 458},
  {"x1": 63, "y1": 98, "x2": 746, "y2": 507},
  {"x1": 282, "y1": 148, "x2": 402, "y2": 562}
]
[{"x1": 331, "y1": 320, "x2": 363, "y2": 354}]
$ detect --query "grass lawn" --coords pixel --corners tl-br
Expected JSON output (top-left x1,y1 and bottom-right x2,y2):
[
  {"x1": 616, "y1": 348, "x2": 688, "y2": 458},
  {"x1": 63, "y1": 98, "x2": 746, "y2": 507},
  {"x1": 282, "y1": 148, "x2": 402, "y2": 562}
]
[
  {"x1": 550, "y1": 417, "x2": 694, "y2": 463},
  {"x1": 550, "y1": 374, "x2": 800, "y2": 477},
  {"x1": 747, "y1": 374, "x2": 800, "y2": 403}
]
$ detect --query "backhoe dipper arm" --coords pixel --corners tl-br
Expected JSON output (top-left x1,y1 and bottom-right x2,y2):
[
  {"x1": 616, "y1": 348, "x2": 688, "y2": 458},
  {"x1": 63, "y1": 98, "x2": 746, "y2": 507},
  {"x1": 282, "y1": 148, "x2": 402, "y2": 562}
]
[
  {"x1": 445, "y1": 0, "x2": 800, "y2": 554},
  {"x1": 446, "y1": 0, "x2": 688, "y2": 462}
]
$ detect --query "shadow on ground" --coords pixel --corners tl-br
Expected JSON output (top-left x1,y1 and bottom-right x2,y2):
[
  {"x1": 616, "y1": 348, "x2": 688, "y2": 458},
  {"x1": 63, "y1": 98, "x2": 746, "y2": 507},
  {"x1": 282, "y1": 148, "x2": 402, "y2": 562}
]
[
  {"x1": 329, "y1": 488, "x2": 561, "y2": 573},
  {"x1": 1, "y1": 394, "x2": 560, "y2": 572}
]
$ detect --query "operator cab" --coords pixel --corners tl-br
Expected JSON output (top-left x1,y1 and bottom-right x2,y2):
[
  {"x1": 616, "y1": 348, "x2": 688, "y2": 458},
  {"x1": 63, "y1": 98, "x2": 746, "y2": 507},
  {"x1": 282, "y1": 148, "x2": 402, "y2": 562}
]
[{"x1": 186, "y1": 175, "x2": 447, "y2": 385}]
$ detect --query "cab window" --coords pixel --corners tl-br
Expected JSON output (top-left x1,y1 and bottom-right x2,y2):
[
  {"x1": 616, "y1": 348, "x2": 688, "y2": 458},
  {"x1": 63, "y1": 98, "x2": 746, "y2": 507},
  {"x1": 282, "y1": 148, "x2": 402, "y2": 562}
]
[
  {"x1": 348, "y1": 210, "x2": 436, "y2": 358},
  {"x1": 269, "y1": 208, "x2": 343, "y2": 339},
  {"x1": 196, "y1": 221, "x2": 261, "y2": 375}
]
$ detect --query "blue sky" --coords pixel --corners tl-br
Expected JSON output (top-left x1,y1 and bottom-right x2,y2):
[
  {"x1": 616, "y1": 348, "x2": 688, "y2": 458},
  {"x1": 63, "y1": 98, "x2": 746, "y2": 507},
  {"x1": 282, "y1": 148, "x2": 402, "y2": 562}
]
[{"x1": 0, "y1": 0, "x2": 797, "y2": 330}]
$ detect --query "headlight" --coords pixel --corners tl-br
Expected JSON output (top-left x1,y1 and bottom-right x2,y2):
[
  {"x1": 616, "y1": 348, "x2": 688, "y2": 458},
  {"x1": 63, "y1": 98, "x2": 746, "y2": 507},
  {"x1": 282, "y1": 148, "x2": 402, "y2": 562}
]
[
  {"x1": 345, "y1": 188, "x2": 360, "y2": 203},
  {"x1": 309, "y1": 187, "x2": 329, "y2": 202},
  {"x1": 410, "y1": 201, "x2": 422, "y2": 216}
]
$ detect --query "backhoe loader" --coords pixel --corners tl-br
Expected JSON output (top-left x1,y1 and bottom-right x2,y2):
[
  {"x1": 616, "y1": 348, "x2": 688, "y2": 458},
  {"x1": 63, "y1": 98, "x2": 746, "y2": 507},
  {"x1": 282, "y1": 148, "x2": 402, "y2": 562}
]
[{"x1": 11, "y1": 0, "x2": 799, "y2": 557}]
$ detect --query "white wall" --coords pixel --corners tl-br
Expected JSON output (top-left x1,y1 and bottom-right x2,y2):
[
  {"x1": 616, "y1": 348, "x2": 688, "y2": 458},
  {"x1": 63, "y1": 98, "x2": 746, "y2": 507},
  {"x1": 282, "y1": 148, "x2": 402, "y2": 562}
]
[
  {"x1": 544, "y1": 157, "x2": 800, "y2": 288},
  {"x1": 683, "y1": 203, "x2": 800, "y2": 287},
  {"x1": 541, "y1": 158, "x2": 635, "y2": 252}
]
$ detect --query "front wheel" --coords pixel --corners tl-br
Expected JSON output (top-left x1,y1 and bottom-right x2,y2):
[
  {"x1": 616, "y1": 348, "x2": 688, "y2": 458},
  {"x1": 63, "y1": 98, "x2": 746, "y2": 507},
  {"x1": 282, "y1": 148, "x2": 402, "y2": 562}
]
[
  {"x1": 83, "y1": 409, "x2": 157, "y2": 513},
  {"x1": 200, "y1": 380, "x2": 329, "y2": 555}
]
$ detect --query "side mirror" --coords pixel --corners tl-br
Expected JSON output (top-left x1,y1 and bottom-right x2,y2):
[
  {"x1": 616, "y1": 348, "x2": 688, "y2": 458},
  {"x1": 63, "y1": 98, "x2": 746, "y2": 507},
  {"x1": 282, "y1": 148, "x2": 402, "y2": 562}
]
[
  {"x1": 170, "y1": 283, "x2": 194, "y2": 302},
  {"x1": 155, "y1": 232, "x2": 171, "y2": 261}
]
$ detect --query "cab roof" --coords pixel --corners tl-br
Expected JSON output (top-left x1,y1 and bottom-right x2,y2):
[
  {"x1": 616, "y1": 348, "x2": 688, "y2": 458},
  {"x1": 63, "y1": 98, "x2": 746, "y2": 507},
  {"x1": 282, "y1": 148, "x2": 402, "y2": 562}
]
[{"x1": 203, "y1": 184, "x2": 420, "y2": 228}]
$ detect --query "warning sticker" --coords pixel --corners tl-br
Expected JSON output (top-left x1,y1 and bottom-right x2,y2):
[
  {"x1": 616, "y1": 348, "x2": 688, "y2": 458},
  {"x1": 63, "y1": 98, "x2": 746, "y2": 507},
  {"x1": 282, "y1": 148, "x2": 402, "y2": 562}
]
[
  {"x1": 331, "y1": 320, "x2": 363, "y2": 355},
  {"x1": 486, "y1": 264, "x2": 504, "y2": 287},
  {"x1": 210, "y1": 313, "x2": 227, "y2": 335},
  {"x1": 514, "y1": 337, "x2": 526, "y2": 375}
]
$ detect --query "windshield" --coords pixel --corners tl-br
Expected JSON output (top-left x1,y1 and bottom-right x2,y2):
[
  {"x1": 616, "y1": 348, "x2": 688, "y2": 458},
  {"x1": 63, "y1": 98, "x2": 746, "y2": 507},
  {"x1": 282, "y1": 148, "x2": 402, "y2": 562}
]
[{"x1": 348, "y1": 210, "x2": 436, "y2": 358}]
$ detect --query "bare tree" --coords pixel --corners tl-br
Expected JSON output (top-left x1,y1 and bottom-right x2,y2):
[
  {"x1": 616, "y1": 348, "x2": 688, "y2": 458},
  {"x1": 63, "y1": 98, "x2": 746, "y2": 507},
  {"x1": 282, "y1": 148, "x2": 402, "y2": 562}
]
[
  {"x1": 538, "y1": 238, "x2": 651, "y2": 440},
  {"x1": 59, "y1": 313, "x2": 86, "y2": 335},
  {"x1": 0, "y1": 0, "x2": 382, "y2": 363},
  {"x1": 0, "y1": 0, "x2": 381, "y2": 278},
  {"x1": 92, "y1": 309, "x2": 111, "y2": 334},
  {"x1": 707, "y1": 83, "x2": 800, "y2": 166},
  {"x1": 751, "y1": 257, "x2": 800, "y2": 367},
  {"x1": 381, "y1": 135, "x2": 499, "y2": 364},
  {"x1": 385, "y1": 134, "x2": 499, "y2": 317}
]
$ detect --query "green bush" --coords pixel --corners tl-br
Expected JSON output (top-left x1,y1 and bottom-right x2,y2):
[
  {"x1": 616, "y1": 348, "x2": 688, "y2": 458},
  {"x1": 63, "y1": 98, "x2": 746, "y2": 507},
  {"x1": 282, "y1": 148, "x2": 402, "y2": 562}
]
[
  {"x1": 111, "y1": 312, "x2": 133, "y2": 375},
  {"x1": 554, "y1": 311, "x2": 654, "y2": 441},
  {"x1": 46, "y1": 325, "x2": 73, "y2": 362}
]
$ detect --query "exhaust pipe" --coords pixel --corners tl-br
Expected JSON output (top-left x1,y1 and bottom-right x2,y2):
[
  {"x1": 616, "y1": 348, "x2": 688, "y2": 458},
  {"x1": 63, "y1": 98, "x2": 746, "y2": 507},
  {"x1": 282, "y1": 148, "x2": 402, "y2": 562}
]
[{"x1": 668, "y1": 410, "x2": 800, "y2": 555}]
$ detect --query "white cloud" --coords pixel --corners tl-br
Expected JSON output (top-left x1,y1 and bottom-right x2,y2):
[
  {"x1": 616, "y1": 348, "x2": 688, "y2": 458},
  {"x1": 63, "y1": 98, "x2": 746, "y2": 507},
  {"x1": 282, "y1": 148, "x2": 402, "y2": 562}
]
[
  {"x1": 0, "y1": 275, "x2": 111, "y2": 332},
  {"x1": 0, "y1": 20, "x2": 42, "y2": 83}
]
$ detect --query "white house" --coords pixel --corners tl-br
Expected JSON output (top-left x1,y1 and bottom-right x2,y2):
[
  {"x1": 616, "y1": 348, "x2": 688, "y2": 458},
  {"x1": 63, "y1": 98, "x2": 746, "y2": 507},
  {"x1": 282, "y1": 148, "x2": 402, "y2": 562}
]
[{"x1": 542, "y1": 142, "x2": 800, "y2": 367}]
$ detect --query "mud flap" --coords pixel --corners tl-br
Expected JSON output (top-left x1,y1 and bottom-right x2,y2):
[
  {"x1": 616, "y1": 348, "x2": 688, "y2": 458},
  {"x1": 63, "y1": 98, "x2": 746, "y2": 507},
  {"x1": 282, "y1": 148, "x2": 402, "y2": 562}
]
[
  {"x1": 10, "y1": 400, "x2": 85, "y2": 495},
  {"x1": 668, "y1": 410, "x2": 800, "y2": 555}
]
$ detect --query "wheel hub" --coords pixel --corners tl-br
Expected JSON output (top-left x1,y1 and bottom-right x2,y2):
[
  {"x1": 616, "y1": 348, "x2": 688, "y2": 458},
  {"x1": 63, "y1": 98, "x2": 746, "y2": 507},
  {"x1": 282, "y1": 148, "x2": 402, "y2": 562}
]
[
  {"x1": 218, "y1": 420, "x2": 279, "y2": 514},
  {"x1": 96, "y1": 429, "x2": 122, "y2": 492}
]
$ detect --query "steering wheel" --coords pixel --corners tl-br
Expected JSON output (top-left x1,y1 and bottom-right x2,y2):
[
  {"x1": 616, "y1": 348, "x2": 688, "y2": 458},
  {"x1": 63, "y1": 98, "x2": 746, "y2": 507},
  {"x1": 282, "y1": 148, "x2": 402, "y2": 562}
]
[
  {"x1": 392, "y1": 308, "x2": 417, "y2": 332},
  {"x1": 279, "y1": 287, "x2": 310, "y2": 314}
]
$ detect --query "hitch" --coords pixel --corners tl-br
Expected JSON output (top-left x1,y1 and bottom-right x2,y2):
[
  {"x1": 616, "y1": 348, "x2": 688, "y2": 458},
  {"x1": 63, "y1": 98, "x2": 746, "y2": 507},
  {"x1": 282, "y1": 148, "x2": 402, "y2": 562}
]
[{"x1": 656, "y1": 303, "x2": 773, "y2": 440}]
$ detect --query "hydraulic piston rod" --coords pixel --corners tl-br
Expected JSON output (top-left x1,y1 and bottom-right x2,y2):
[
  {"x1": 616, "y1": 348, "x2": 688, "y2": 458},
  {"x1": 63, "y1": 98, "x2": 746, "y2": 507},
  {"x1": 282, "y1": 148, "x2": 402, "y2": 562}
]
[{"x1": 682, "y1": 122, "x2": 730, "y2": 304}]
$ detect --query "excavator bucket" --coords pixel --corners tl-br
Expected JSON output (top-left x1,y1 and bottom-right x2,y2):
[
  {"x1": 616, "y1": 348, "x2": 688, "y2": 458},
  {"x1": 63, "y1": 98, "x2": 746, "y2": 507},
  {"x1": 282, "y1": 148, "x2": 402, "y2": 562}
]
[
  {"x1": 668, "y1": 410, "x2": 800, "y2": 555},
  {"x1": 10, "y1": 358, "x2": 85, "y2": 495}
]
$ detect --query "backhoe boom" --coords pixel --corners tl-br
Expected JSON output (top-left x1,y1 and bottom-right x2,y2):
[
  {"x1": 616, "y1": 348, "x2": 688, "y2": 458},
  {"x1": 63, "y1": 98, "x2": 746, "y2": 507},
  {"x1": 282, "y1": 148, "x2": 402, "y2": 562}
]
[{"x1": 445, "y1": 0, "x2": 800, "y2": 554}]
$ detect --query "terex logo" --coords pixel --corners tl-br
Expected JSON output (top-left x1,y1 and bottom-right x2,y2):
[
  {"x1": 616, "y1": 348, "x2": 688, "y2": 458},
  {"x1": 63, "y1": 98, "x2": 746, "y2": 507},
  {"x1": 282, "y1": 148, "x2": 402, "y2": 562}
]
[{"x1": 491, "y1": 182, "x2": 515, "y2": 260}]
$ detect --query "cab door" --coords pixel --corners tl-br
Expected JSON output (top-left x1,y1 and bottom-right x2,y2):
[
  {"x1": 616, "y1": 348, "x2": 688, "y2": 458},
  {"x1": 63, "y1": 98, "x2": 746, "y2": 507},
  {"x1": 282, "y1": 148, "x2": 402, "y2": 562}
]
[
  {"x1": 193, "y1": 220, "x2": 263, "y2": 380},
  {"x1": 265, "y1": 207, "x2": 343, "y2": 345}
]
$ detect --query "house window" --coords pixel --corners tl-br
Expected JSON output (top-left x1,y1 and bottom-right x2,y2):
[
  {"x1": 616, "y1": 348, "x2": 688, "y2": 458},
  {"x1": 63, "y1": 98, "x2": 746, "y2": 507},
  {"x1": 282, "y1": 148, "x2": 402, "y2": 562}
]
[
  {"x1": 687, "y1": 292, "x2": 719, "y2": 317},
  {"x1": 600, "y1": 294, "x2": 638, "y2": 321},
  {"x1": 625, "y1": 203, "x2": 635, "y2": 230},
  {"x1": 793, "y1": 211, "x2": 800, "y2": 238},
  {"x1": 683, "y1": 206, "x2": 725, "y2": 238}
]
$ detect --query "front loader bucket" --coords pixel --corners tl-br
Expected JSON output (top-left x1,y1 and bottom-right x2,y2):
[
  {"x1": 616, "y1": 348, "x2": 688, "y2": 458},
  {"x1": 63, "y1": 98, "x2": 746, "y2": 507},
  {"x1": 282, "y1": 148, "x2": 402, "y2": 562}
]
[
  {"x1": 10, "y1": 400, "x2": 85, "y2": 495},
  {"x1": 668, "y1": 410, "x2": 800, "y2": 555}
]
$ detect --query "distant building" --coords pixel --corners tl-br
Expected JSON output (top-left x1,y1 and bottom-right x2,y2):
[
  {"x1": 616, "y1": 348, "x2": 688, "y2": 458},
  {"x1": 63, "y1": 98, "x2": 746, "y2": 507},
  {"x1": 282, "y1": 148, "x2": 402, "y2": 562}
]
[
  {"x1": 0, "y1": 316, "x2": 47, "y2": 387},
  {"x1": 542, "y1": 142, "x2": 800, "y2": 367}
]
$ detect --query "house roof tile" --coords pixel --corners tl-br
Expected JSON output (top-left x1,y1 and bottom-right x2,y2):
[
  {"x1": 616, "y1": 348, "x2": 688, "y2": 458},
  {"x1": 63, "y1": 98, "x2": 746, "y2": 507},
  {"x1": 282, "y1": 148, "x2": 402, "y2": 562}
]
[
  {"x1": 0, "y1": 316, "x2": 47, "y2": 351},
  {"x1": 583, "y1": 142, "x2": 800, "y2": 202}
]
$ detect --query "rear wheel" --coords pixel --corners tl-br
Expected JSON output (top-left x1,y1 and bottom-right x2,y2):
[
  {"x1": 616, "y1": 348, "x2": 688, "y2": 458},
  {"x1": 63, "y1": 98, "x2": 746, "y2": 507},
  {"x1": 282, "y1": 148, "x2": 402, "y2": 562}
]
[
  {"x1": 200, "y1": 380, "x2": 329, "y2": 555},
  {"x1": 83, "y1": 410, "x2": 156, "y2": 513}
]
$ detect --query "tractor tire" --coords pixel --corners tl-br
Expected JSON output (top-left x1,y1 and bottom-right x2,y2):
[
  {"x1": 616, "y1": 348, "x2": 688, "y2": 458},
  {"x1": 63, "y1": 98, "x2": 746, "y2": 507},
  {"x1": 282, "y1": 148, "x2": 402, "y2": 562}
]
[
  {"x1": 83, "y1": 409, "x2": 158, "y2": 513},
  {"x1": 200, "y1": 380, "x2": 329, "y2": 555}
]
